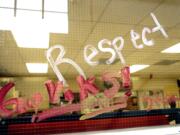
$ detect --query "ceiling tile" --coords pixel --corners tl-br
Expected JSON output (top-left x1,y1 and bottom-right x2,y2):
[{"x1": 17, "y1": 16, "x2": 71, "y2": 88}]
[
  {"x1": 167, "y1": 25, "x2": 180, "y2": 39},
  {"x1": 50, "y1": 21, "x2": 94, "y2": 46},
  {"x1": 85, "y1": 23, "x2": 132, "y2": 45},
  {"x1": 141, "y1": 0, "x2": 180, "y2": 27},
  {"x1": 69, "y1": 0, "x2": 110, "y2": 22},
  {"x1": 100, "y1": 0, "x2": 162, "y2": 24},
  {"x1": 0, "y1": 43, "x2": 26, "y2": 76},
  {"x1": 19, "y1": 48, "x2": 47, "y2": 63}
]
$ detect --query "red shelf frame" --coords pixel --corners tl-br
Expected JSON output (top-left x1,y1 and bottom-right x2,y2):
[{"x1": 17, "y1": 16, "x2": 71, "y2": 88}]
[{"x1": 8, "y1": 115, "x2": 169, "y2": 135}]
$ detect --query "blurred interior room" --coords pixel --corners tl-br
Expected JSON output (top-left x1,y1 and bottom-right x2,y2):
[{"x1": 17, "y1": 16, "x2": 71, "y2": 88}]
[{"x1": 0, "y1": 0, "x2": 180, "y2": 134}]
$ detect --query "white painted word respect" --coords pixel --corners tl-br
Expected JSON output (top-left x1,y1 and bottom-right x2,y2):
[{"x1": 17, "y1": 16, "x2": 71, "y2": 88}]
[
  {"x1": 46, "y1": 13, "x2": 169, "y2": 86},
  {"x1": 84, "y1": 13, "x2": 168, "y2": 66}
]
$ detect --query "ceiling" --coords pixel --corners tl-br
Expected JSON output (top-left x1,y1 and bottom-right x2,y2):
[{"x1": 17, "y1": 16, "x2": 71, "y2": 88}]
[{"x1": 0, "y1": 0, "x2": 180, "y2": 79}]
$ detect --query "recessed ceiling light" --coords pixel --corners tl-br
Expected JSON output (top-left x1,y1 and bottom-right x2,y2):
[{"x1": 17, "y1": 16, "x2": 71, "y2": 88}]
[
  {"x1": 12, "y1": 30, "x2": 49, "y2": 49},
  {"x1": 130, "y1": 64, "x2": 150, "y2": 73},
  {"x1": 26, "y1": 63, "x2": 48, "y2": 73},
  {"x1": 161, "y1": 42, "x2": 180, "y2": 53}
]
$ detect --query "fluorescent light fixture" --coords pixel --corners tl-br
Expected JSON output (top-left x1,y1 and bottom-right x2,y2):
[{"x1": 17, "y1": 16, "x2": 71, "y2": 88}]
[
  {"x1": 161, "y1": 42, "x2": 180, "y2": 53},
  {"x1": 45, "y1": 0, "x2": 68, "y2": 12},
  {"x1": 12, "y1": 29, "x2": 49, "y2": 48},
  {"x1": 17, "y1": 0, "x2": 42, "y2": 10},
  {"x1": 130, "y1": 64, "x2": 150, "y2": 73},
  {"x1": 26, "y1": 63, "x2": 48, "y2": 73}
]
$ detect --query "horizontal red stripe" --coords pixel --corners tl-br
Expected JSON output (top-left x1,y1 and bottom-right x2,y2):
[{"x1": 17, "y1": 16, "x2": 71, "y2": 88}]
[{"x1": 8, "y1": 115, "x2": 168, "y2": 135}]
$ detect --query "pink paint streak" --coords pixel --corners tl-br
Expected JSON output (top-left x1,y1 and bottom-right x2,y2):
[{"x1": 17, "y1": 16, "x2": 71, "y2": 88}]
[
  {"x1": 77, "y1": 76, "x2": 99, "y2": 101},
  {"x1": 32, "y1": 104, "x2": 81, "y2": 122},
  {"x1": 45, "y1": 80, "x2": 63, "y2": 104}
]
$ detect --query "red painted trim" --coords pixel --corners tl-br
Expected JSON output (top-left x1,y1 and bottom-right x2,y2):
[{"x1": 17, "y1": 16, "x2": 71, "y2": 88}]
[{"x1": 8, "y1": 115, "x2": 168, "y2": 135}]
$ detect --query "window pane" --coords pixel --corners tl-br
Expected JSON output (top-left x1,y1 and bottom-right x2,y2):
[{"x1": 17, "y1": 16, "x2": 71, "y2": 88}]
[{"x1": 44, "y1": 0, "x2": 68, "y2": 12}]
